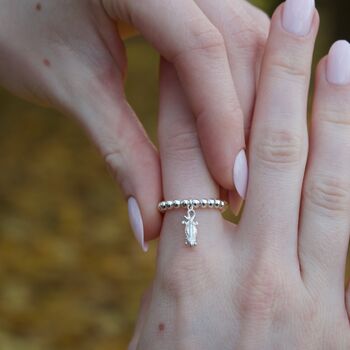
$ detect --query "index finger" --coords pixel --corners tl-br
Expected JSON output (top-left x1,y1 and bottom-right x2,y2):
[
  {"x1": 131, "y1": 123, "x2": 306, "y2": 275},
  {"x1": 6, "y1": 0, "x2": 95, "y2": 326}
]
[{"x1": 102, "y1": 0, "x2": 247, "y2": 197}]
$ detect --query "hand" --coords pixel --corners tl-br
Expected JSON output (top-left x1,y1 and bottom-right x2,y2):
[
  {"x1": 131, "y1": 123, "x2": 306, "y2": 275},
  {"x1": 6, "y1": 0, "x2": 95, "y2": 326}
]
[
  {"x1": 130, "y1": 2, "x2": 350, "y2": 349},
  {"x1": 0, "y1": 0, "x2": 268, "y2": 248}
]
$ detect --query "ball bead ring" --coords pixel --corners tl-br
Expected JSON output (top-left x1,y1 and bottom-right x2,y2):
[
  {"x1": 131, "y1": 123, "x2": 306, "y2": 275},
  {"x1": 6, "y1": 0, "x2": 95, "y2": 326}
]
[{"x1": 158, "y1": 199, "x2": 227, "y2": 213}]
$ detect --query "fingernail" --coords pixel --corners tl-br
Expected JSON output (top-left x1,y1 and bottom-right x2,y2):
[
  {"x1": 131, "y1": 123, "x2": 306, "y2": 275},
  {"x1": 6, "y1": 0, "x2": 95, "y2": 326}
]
[
  {"x1": 128, "y1": 197, "x2": 148, "y2": 252},
  {"x1": 282, "y1": 0, "x2": 315, "y2": 36},
  {"x1": 327, "y1": 40, "x2": 350, "y2": 85},
  {"x1": 233, "y1": 149, "x2": 248, "y2": 199}
]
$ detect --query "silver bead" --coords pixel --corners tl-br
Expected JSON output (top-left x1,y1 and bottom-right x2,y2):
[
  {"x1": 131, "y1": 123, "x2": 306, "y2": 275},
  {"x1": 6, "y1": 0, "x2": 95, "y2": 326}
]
[
  {"x1": 214, "y1": 200, "x2": 221, "y2": 208},
  {"x1": 166, "y1": 200, "x2": 173, "y2": 209},
  {"x1": 160, "y1": 202, "x2": 167, "y2": 211},
  {"x1": 173, "y1": 200, "x2": 181, "y2": 208},
  {"x1": 192, "y1": 199, "x2": 200, "y2": 208},
  {"x1": 208, "y1": 199, "x2": 215, "y2": 208},
  {"x1": 181, "y1": 199, "x2": 189, "y2": 208},
  {"x1": 200, "y1": 199, "x2": 208, "y2": 208}
]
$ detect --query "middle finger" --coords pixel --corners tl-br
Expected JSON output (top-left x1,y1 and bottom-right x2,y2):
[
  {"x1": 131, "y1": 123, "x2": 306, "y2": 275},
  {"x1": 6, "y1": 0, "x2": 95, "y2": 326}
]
[{"x1": 240, "y1": 0, "x2": 318, "y2": 265}]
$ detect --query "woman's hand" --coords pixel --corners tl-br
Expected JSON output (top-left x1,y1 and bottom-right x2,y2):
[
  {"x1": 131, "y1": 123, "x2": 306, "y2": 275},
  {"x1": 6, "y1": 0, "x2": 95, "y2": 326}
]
[
  {"x1": 0, "y1": 0, "x2": 268, "y2": 248},
  {"x1": 130, "y1": 2, "x2": 350, "y2": 348}
]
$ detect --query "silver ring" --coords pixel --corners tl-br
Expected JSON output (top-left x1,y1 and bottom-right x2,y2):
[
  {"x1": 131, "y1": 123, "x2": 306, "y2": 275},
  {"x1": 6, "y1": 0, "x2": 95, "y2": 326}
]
[
  {"x1": 157, "y1": 198, "x2": 228, "y2": 247},
  {"x1": 158, "y1": 199, "x2": 228, "y2": 213}
]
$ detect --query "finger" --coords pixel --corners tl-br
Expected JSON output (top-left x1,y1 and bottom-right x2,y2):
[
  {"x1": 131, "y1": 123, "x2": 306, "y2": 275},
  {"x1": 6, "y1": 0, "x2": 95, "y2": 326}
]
[
  {"x1": 137, "y1": 62, "x2": 236, "y2": 347},
  {"x1": 128, "y1": 285, "x2": 153, "y2": 350},
  {"x1": 239, "y1": 1, "x2": 318, "y2": 262},
  {"x1": 195, "y1": 0, "x2": 269, "y2": 129},
  {"x1": 192, "y1": 0, "x2": 269, "y2": 212},
  {"x1": 102, "y1": 0, "x2": 246, "y2": 195},
  {"x1": 157, "y1": 59, "x2": 230, "y2": 252},
  {"x1": 72, "y1": 88, "x2": 162, "y2": 250},
  {"x1": 299, "y1": 42, "x2": 350, "y2": 298},
  {"x1": 159, "y1": 62, "x2": 219, "y2": 201}
]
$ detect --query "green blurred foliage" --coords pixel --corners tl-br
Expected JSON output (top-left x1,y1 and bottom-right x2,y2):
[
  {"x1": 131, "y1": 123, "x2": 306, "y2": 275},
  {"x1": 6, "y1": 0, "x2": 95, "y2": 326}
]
[{"x1": 0, "y1": 1, "x2": 349, "y2": 349}]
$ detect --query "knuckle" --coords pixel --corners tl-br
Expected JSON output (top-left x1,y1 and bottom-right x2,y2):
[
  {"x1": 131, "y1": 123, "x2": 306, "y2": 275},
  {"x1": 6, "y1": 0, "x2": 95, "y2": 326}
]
[
  {"x1": 318, "y1": 108, "x2": 350, "y2": 127},
  {"x1": 104, "y1": 148, "x2": 124, "y2": 183},
  {"x1": 228, "y1": 22, "x2": 257, "y2": 46},
  {"x1": 173, "y1": 22, "x2": 225, "y2": 62},
  {"x1": 228, "y1": 23, "x2": 267, "y2": 55},
  {"x1": 244, "y1": 1, "x2": 270, "y2": 33},
  {"x1": 239, "y1": 262, "x2": 289, "y2": 320},
  {"x1": 303, "y1": 175, "x2": 350, "y2": 214},
  {"x1": 103, "y1": 137, "x2": 155, "y2": 187},
  {"x1": 220, "y1": 5, "x2": 268, "y2": 61},
  {"x1": 161, "y1": 129, "x2": 201, "y2": 162},
  {"x1": 267, "y1": 51, "x2": 309, "y2": 84},
  {"x1": 253, "y1": 129, "x2": 304, "y2": 167}
]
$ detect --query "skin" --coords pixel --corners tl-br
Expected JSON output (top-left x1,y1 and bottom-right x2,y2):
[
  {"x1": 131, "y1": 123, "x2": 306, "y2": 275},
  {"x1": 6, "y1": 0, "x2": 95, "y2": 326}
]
[
  {"x1": 0, "y1": 0, "x2": 269, "y2": 241},
  {"x1": 130, "y1": 5, "x2": 350, "y2": 349}
]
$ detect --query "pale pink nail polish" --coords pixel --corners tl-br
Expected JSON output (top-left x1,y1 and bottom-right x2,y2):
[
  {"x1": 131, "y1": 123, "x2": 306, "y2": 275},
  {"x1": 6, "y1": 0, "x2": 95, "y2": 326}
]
[
  {"x1": 282, "y1": 0, "x2": 315, "y2": 36},
  {"x1": 233, "y1": 149, "x2": 248, "y2": 199},
  {"x1": 327, "y1": 40, "x2": 350, "y2": 85},
  {"x1": 128, "y1": 197, "x2": 148, "y2": 252}
]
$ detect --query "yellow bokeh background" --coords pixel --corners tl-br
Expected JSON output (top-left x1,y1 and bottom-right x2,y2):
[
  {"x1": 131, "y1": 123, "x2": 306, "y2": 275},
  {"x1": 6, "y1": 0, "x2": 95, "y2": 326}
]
[{"x1": 0, "y1": 0, "x2": 349, "y2": 349}]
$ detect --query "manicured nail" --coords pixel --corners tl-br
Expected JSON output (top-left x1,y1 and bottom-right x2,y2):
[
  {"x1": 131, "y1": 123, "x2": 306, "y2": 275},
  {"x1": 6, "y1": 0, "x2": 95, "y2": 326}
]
[
  {"x1": 233, "y1": 149, "x2": 248, "y2": 199},
  {"x1": 128, "y1": 197, "x2": 148, "y2": 252},
  {"x1": 282, "y1": 0, "x2": 315, "y2": 36},
  {"x1": 327, "y1": 40, "x2": 350, "y2": 85}
]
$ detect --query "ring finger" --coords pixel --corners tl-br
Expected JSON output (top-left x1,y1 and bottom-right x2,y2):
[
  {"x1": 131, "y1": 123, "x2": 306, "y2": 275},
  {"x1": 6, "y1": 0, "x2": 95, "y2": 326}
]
[{"x1": 299, "y1": 41, "x2": 350, "y2": 302}]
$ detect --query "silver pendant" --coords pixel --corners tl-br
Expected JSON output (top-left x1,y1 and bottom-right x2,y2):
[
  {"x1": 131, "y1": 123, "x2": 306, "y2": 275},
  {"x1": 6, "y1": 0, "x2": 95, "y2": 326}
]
[{"x1": 182, "y1": 204, "x2": 198, "y2": 247}]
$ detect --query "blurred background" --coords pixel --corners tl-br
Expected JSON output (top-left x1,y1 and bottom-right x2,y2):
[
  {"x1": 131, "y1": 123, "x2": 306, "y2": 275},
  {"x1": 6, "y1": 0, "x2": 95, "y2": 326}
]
[{"x1": 0, "y1": 0, "x2": 349, "y2": 349}]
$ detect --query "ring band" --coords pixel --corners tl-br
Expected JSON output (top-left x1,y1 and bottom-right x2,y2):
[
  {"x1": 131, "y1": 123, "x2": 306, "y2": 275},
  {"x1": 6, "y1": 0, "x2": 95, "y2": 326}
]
[
  {"x1": 158, "y1": 199, "x2": 228, "y2": 212},
  {"x1": 157, "y1": 199, "x2": 228, "y2": 247}
]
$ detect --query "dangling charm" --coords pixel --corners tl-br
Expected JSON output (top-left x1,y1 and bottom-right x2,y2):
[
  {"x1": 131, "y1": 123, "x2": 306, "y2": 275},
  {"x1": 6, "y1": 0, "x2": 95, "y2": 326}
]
[
  {"x1": 158, "y1": 198, "x2": 228, "y2": 248},
  {"x1": 182, "y1": 203, "x2": 198, "y2": 247}
]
